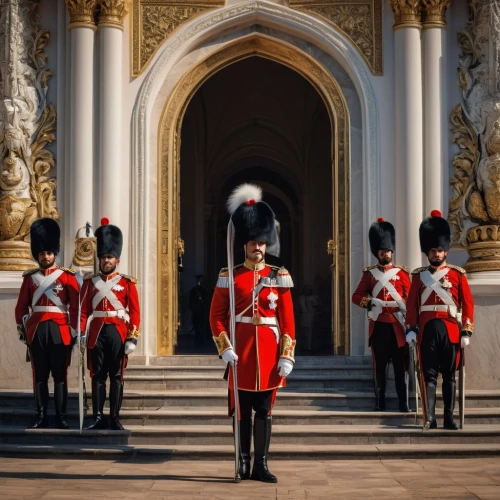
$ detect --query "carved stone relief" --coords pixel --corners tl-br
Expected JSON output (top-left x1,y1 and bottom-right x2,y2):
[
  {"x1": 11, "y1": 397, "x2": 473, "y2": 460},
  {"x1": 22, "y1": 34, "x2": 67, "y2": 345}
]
[
  {"x1": 449, "y1": 0, "x2": 500, "y2": 272},
  {"x1": 0, "y1": 0, "x2": 59, "y2": 270}
]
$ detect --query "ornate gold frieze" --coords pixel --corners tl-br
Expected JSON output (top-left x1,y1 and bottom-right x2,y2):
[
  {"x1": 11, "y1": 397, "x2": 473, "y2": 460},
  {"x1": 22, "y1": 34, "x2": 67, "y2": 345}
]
[
  {"x1": 65, "y1": 0, "x2": 99, "y2": 28},
  {"x1": 422, "y1": 0, "x2": 450, "y2": 28},
  {"x1": 131, "y1": 0, "x2": 224, "y2": 76},
  {"x1": 290, "y1": 0, "x2": 382, "y2": 75},
  {"x1": 449, "y1": 0, "x2": 500, "y2": 272},
  {"x1": 389, "y1": 0, "x2": 423, "y2": 29},
  {"x1": 157, "y1": 34, "x2": 351, "y2": 355},
  {"x1": 0, "y1": 1, "x2": 60, "y2": 270},
  {"x1": 98, "y1": 0, "x2": 129, "y2": 28}
]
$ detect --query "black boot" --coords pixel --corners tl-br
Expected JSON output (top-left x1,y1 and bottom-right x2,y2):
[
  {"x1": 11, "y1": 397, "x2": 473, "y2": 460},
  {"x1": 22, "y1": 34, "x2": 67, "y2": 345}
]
[
  {"x1": 85, "y1": 379, "x2": 107, "y2": 430},
  {"x1": 54, "y1": 382, "x2": 70, "y2": 429},
  {"x1": 109, "y1": 380, "x2": 124, "y2": 430},
  {"x1": 251, "y1": 415, "x2": 277, "y2": 483},
  {"x1": 396, "y1": 375, "x2": 410, "y2": 413},
  {"x1": 425, "y1": 383, "x2": 437, "y2": 429},
  {"x1": 443, "y1": 381, "x2": 458, "y2": 430},
  {"x1": 238, "y1": 416, "x2": 252, "y2": 480},
  {"x1": 29, "y1": 382, "x2": 49, "y2": 429},
  {"x1": 373, "y1": 374, "x2": 386, "y2": 411}
]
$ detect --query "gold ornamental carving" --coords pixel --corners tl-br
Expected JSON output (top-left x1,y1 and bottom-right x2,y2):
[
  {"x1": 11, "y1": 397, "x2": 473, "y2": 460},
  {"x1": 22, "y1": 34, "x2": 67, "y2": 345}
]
[
  {"x1": 157, "y1": 34, "x2": 351, "y2": 355},
  {"x1": 389, "y1": 0, "x2": 423, "y2": 29},
  {"x1": 98, "y1": 0, "x2": 129, "y2": 28},
  {"x1": 65, "y1": 0, "x2": 99, "y2": 29},
  {"x1": 290, "y1": 0, "x2": 382, "y2": 75},
  {"x1": 0, "y1": 1, "x2": 60, "y2": 270},
  {"x1": 131, "y1": 0, "x2": 224, "y2": 76},
  {"x1": 422, "y1": 0, "x2": 450, "y2": 28},
  {"x1": 448, "y1": 0, "x2": 500, "y2": 272}
]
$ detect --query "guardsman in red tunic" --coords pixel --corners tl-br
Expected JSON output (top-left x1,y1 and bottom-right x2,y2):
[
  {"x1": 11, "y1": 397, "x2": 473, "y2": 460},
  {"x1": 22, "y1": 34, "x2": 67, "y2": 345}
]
[
  {"x1": 352, "y1": 218, "x2": 411, "y2": 412},
  {"x1": 80, "y1": 220, "x2": 140, "y2": 430},
  {"x1": 15, "y1": 218, "x2": 80, "y2": 429},
  {"x1": 405, "y1": 210, "x2": 474, "y2": 430},
  {"x1": 210, "y1": 184, "x2": 296, "y2": 484}
]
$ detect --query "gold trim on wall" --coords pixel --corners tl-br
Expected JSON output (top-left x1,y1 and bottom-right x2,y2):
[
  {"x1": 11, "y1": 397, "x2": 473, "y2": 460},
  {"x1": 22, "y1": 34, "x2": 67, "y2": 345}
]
[
  {"x1": 290, "y1": 0, "x2": 383, "y2": 75},
  {"x1": 131, "y1": 0, "x2": 224, "y2": 76},
  {"x1": 157, "y1": 34, "x2": 351, "y2": 356}
]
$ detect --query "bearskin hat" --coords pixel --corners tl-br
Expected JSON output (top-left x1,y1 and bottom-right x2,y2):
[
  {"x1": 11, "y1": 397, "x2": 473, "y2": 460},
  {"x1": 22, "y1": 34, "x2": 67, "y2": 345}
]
[
  {"x1": 368, "y1": 217, "x2": 396, "y2": 257},
  {"x1": 419, "y1": 210, "x2": 451, "y2": 254},
  {"x1": 30, "y1": 218, "x2": 60, "y2": 260},
  {"x1": 95, "y1": 218, "x2": 123, "y2": 258},
  {"x1": 227, "y1": 184, "x2": 280, "y2": 257}
]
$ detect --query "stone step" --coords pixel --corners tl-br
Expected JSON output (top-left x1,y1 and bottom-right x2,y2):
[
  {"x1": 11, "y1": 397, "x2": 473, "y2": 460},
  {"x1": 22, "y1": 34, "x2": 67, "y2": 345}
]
[
  {"x1": 1, "y1": 424, "x2": 500, "y2": 446},
  {"x1": 2, "y1": 407, "x2": 500, "y2": 427},
  {"x1": 0, "y1": 442, "x2": 498, "y2": 460},
  {"x1": 122, "y1": 374, "x2": 373, "y2": 391},
  {"x1": 129, "y1": 355, "x2": 373, "y2": 367},
  {"x1": 2, "y1": 390, "x2": 500, "y2": 410}
]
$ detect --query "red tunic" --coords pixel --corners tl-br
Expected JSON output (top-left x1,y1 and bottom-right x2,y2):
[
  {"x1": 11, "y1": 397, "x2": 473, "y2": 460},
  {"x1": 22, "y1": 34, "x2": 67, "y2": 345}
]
[
  {"x1": 352, "y1": 264, "x2": 411, "y2": 348},
  {"x1": 80, "y1": 272, "x2": 141, "y2": 349},
  {"x1": 405, "y1": 264, "x2": 474, "y2": 344},
  {"x1": 15, "y1": 266, "x2": 80, "y2": 346},
  {"x1": 210, "y1": 262, "x2": 296, "y2": 392}
]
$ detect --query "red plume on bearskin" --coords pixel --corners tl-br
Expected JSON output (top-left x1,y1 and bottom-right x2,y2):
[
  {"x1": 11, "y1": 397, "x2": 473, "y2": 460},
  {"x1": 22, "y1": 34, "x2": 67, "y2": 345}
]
[
  {"x1": 419, "y1": 210, "x2": 451, "y2": 254},
  {"x1": 368, "y1": 218, "x2": 395, "y2": 257}
]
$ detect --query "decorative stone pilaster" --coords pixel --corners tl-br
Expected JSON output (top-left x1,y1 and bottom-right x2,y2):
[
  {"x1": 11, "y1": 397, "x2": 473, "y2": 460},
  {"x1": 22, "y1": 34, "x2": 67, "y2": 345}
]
[
  {"x1": 0, "y1": 0, "x2": 59, "y2": 271},
  {"x1": 448, "y1": 0, "x2": 500, "y2": 272},
  {"x1": 390, "y1": 0, "x2": 422, "y2": 29},
  {"x1": 99, "y1": 0, "x2": 128, "y2": 29}
]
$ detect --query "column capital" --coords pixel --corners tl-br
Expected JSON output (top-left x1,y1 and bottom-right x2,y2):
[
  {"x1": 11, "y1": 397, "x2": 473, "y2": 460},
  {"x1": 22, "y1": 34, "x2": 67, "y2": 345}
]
[
  {"x1": 423, "y1": 0, "x2": 451, "y2": 28},
  {"x1": 390, "y1": 0, "x2": 423, "y2": 30},
  {"x1": 65, "y1": 0, "x2": 98, "y2": 30},
  {"x1": 98, "y1": 0, "x2": 129, "y2": 30}
]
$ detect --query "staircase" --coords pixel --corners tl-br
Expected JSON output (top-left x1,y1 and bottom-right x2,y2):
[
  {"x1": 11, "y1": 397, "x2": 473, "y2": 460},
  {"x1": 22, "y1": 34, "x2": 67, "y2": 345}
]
[{"x1": 1, "y1": 355, "x2": 499, "y2": 459}]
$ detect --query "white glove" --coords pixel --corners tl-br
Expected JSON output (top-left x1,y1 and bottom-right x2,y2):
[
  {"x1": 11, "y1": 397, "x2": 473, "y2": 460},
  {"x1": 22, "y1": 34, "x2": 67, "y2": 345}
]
[
  {"x1": 461, "y1": 336, "x2": 470, "y2": 348},
  {"x1": 278, "y1": 359, "x2": 293, "y2": 377},
  {"x1": 367, "y1": 298, "x2": 383, "y2": 321},
  {"x1": 125, "y1": 341, "x2": 136, "y2": 355},
  {"x1": 406, "y1": 331, "x2": 417, "y2": 345},
  {"x1": 221, "y1": 349, "x2": 238, "y2": 366}
]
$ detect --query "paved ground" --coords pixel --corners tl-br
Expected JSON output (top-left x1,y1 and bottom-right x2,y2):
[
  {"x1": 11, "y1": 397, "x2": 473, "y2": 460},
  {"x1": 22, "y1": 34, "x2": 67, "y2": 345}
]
[{"x1": 0, "y1": 457, "x2": 499, "y2": 499}]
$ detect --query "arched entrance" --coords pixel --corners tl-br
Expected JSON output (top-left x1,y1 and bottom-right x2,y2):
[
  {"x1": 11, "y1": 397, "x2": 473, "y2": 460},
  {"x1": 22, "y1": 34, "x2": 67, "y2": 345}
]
[
  {"x1": 156, "y1": 34, "x2": 350, "y2": 356},
  {"x1": 178, "y1": 56, "x2": 334, "y2": 355}
]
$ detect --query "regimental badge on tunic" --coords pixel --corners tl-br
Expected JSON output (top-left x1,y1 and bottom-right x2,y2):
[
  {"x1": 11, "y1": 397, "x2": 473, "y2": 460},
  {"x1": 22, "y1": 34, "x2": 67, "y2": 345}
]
[
  {"x1": 53, "y1": 283, "x2": 63, "y2": 295},
  {"x1": 440, "y1": 277, "x2": 452, "y2": 290},
  {"x1": 112, "y1": 284, "x2": 124, "y2": 292},
  {"x1": 391, "y1": 275, "x2": 400, "y2": 282},
  {"x1": 267, "y1": 291, "x2": 278, "y2": 310}
]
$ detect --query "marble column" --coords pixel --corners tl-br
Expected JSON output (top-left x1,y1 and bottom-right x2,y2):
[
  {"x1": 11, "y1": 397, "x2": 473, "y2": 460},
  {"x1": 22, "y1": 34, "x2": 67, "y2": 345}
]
[
  {"x1": 391, "y1": 1, "x2": 424, "y2": 272},
  {"x1": 422, "y1": 0, "x2": 450, "y2": 216},
  {"x1": 98, "y1": 1, "x2": 128, "y2": 224},
  {"x1": 66, "y1": 1, "x2": 98, "y2": 243}
]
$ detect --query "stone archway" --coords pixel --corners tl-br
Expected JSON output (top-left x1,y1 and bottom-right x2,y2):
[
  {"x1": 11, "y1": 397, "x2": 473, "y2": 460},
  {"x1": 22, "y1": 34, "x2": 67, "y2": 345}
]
[{"x1": 156, "y1": 34, "x2": 350, "y2": 355}]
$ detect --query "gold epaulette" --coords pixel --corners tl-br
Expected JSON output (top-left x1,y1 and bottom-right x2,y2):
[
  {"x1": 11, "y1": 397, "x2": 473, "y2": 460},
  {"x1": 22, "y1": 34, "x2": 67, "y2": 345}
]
[
  {"x1": 265, "y1": 264, "x2": 280, "y2": 271},
  {"x1": 218, "y1": 267, "x2": 228, "y2": 278},
  {"x1": 22, "y1": 267, "x2": 39, "y2": 277},
  {"x1": 59, "y1": 266, "x2": 76, "y2": 275},
  {"x1": 446, "y1": 264, "x2": 466, "y2": 274},
  {"x1": 276, "y1": 267, "x2": 294, "y2": 287},
  {"x1": 362, "y1": 265, "x2": 377, "y2": 272},
  {"x1": 120, "y1": 273, "x2": 138, "y2": 284},
  {"x1": 412, "y1": 266, "x2": 428, "y2": 275},
  {"x1": 83, "y1": 272, "x2": 96, "y2": 281},
  {"x1": 394, "y1": 264, "x2": 409, "y2": 273}
]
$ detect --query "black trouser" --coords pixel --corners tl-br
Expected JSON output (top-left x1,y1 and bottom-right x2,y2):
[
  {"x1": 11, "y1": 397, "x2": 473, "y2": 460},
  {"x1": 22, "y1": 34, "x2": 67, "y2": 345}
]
[
  {"x1": 420, "y1": 319, "x2": 457, "y2": 385},
  {"x1": 371, "y1": 322, "x2": 407, "y2": 401},
  {"x1": 90, "y1": 324, "x2": 125, "y2": 383},
  {"x1": 238, "y1": 389, "x2": 274, "y2": 419},
  {"x1": 30, "y1": 320, "x2": 69, "y2": 385}
]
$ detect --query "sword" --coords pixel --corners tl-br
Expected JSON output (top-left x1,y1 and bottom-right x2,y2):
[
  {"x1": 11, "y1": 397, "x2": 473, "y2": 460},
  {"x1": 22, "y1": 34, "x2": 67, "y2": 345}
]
[
  {"x1": 227, "y1": 219, "x2": 241, "y2": 483},
  {"x1": 412, "y1": 342, "x2": 428, "y2": 430},
  {"x1": 77, "y1": 287, "x2": 86, "y2": 433},
  {"x1": 459, "y1": 347, "x2": 465, "y2": 429},
  {"x1": 409, "y1": 343, "x2": 419, "y2": 425}
]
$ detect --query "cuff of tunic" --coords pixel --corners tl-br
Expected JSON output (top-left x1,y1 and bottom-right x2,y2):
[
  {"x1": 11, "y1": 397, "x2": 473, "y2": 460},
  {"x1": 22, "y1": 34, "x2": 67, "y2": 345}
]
[
  {"x1": 127, "y1": 326, "x2": 140, "y2": 341},
  {"x1": 359, "y1": 296, "x2": 371, "y2": 309},
  {"x1": 280, "y1": 333, "x2": 296, "y2": 363},
  {"x1": 213, "y1": 331, "x2": 232, "y2": 356}
]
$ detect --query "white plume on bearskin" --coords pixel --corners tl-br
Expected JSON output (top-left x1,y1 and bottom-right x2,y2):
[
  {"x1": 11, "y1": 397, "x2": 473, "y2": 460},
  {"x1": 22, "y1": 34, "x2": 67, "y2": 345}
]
[{"x1": 227, "y1": 183, "x2": 262, "y2": 215}]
